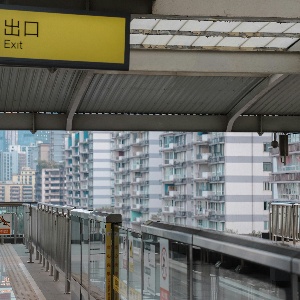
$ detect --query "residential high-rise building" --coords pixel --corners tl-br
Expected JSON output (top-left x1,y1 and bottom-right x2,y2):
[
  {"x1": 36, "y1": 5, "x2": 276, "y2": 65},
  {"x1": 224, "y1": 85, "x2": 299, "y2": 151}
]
[
  {"x1": 0, "y1": 152, "x2": 12, "y2": 182},
  {"x1": 50, "y1": 131, "x2": 66, "y2": 163},
  {"x1": 111, "y1": 131, "x2": 162, "y2": 229},
  {"x1": 38, "y1": 143, "x2": 50, "y2": 162},
  {"x1": 65, "y1": 131, "x2": 111, "y2": 209},
  {"x1": 270, "y1": 133, "x2": 300, "y2": 201},
  {"x1": 0, "y1": 131, "x2": 6, "y2": 152},
  {"x1": 35, "y1": 166, "x2": 65, "y2": 204},
  {"x1": 160, "y1": 132, "x2": 272, "y2": 234}
]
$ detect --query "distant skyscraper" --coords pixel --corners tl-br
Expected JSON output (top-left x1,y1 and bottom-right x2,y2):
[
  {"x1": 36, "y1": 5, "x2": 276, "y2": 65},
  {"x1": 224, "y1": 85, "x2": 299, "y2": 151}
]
[
  {"x1": 50, "y1": 131, "x2": 66, "y2": 163},
  {"x1": 0, "y1": 152, "x2": 12, "y2": 182},
  {"x1": 35, "y1": 131, "x2": 51, "y2": 144},
  {"x1": 0, "y1": 131, "x2": 6, "y2": 152},
  {"x1": 18, "y1": 131, "x2": 36, "y2": 146}
]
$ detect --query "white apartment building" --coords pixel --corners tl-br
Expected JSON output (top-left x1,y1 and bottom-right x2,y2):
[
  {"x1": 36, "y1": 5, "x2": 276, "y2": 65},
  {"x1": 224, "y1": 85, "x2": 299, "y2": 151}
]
[
  {"x1": 160, "y1": 132, "x2": 272, "y2": 234},
  {"x1": 111, "y1": 131, "x2": 162, "y2": 229},
  {"x1": 37, "y1": 168, "x2": 65, "y2": 204},
  {"x1": 270, "y1": 133, "x2": 300, "y2": 201},
  {"x1": 65, "y1": 131, "x2": 111, "y2": 209}
]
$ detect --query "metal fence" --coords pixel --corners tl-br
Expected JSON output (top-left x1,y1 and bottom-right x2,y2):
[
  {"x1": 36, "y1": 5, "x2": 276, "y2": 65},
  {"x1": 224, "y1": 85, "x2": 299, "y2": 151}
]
[
  {"x1": 24, "y1": 203, "x2": 300, "y2": 300},
  {"x1": 269, "y1": 201, "x2": 300, "y2": 244},
  {"x1": 24, "y1": 203, "x2": 72, "y2": 293}
]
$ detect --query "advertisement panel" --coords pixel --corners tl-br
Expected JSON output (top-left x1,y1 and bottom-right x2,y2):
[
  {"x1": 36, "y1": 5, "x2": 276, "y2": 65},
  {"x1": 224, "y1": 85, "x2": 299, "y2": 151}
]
[{"x1": 160, "y1": 238, "x2": 169, "y2": 300}]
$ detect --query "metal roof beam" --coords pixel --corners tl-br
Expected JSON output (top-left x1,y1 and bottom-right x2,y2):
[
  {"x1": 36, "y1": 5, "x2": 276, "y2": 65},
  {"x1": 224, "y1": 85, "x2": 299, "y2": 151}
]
[
  {"x1": 66, "y1": 71, "x2": 94, "y2": 131},
  {"x1": 153, "y1": 0, "x2": 300, "y2": 19},
  {"x1": 106, "y1": 50, "x2": 300, "y2": 76},
  {"x1": 226, "y1": 74, "x2": 288, "y2": 132},
  {"x1": 1, "y1": 113, "x2": 300, "y2": 133}
]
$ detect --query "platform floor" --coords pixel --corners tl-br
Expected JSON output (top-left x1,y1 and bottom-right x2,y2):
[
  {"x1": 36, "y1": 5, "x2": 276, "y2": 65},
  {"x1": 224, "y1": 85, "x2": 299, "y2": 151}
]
[{"x1": 0, "y1": 244, "x2": 71, "y2": 300}]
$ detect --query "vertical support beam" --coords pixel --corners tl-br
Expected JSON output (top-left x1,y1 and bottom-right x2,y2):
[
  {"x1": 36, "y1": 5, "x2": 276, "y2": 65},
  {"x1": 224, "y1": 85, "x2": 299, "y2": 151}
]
[
  {"x1": 65, "y1": 209, "x2": 71, "y2": 294},
  {"x1": 27, "y1": 204, "x2": 34, "y2": 263},
  {"x1": 14, "y1": 213, "x2": 17, "y2": 244},
  {"x1": 226, "y1": 74, "x2": 287, "y2": 132},
  {"x1": 66, "y1": 71, "x2": 94, "y2": 131},
  {"x1": 113, "y1": 224, "x2": 120, "y2": 300},
  {"x1": 189, "y1": 244, "x2": 193, "y2": 300},
  {"x1": 105, "y1": 222, "x2": 113, "y2": 300},
  {"x1": 54, "y1": 267, "x2": 59, "y2": 282}
]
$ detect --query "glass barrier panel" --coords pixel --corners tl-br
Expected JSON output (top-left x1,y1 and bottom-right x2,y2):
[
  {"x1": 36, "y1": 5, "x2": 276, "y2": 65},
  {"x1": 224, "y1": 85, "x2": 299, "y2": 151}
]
[
  {"x1": 192, "y1": 247, "x2": 294, "y2": 300},
  {"x1": 113, "y1": 226, "x2": 128, "y2": 299},
  {"x1": 128, "y1": 231, "x2": 142, "y2": 300},
  {"x1": 142, "y1": 233, "x2": 160, "y2": 299},
  {"x1": 89, "y1": 219, "x2": 106, "y2": 300},
  {"x1": 71, "y1": 215, "x2": 81, "y2": 284},
  {"x1": 82, "y1": 218, "x2": 89, "y2": 290},
  {"x1": 169, "y1": 241, "x2": 189, "y2": 300}
]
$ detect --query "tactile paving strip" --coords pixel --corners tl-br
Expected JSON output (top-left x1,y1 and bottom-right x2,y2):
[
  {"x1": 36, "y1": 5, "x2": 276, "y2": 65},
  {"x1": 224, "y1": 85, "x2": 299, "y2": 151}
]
[{"x1": 0, "y1": 244, "x2": 45, "y2": 300}]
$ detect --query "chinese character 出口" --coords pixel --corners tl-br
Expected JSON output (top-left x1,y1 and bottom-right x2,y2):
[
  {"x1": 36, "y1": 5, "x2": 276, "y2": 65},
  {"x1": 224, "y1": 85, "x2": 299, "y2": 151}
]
[
  {"x1": 4, "y1": 20, "x2": 39, "y2": 37},
  {"x1": 5, "y1": 19, "x2": 20, "y2": 36}
]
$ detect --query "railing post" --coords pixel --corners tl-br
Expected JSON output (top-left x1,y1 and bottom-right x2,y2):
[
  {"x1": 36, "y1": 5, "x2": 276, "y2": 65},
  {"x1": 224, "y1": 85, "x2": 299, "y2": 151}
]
[
  {"x1": 13, "y1": 213, "x2": 17, "y2": 244},
  {"x1": 27, "y1": 204, "x2": 34, "y2": 263},
  {"x1": 189, "y1": 244, "x2": 193, "y2": 300},
  {"x1": 65, "y1": 209, "x2": 71, "y2": 294}
]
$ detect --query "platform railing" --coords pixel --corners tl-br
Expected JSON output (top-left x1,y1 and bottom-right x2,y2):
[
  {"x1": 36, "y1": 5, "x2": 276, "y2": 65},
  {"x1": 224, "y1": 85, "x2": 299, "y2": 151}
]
[{"x1": 24, "y1": 203, "x2": 300, "y2": 300}]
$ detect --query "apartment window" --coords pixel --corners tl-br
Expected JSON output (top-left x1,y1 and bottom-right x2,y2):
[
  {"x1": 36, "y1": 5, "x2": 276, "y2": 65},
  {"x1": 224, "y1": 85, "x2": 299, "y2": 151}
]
[
  {"x1": 263, "y1": 143, "x2": 271, "y2": 152},
  {"x1": 263, "y1": 162, "x2": 272, "y2": 172},
  {"x1": 263, "y1": 182, "x2": 271, "y2": 191},
  {"x1": 264, "y1": 221, "x2": 269, "y2": 230},
  {"x1": 264, "y1": 201, "x2": 269, "y2": 210}
]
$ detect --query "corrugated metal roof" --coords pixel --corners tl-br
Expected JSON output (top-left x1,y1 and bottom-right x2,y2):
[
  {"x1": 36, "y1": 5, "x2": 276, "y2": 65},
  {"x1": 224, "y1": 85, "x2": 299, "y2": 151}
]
[
  {"x1": 78, "y1": 74, "x2": 263, "y2": 114},
  {"x1": 0, "y1": 65, "x2": 300, "y2": 132},
  {"x1": 247, "y1": 75, "x2": 300, "y2": 115},
  {"x1": 0, "y1": 67, "x2": 82, "y2": 113}
]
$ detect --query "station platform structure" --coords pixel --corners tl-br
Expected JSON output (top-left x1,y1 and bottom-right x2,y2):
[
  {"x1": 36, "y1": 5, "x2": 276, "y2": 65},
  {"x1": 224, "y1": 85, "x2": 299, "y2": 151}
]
[{"x1": 0, "y1": 202, "x2": 299, "y2": 300}]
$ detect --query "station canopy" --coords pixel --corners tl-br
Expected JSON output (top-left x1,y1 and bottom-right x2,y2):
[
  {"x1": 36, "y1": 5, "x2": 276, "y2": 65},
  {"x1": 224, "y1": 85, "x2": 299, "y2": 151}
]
[{"x1": 1, "y1": 0, "x2": 300, "y2": 133}]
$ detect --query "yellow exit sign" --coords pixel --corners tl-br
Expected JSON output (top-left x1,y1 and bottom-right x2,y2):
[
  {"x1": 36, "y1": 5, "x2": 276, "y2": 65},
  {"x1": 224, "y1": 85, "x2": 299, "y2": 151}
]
[{"x1": 0, "y1": 5, "x2": 130, "y2": 70}]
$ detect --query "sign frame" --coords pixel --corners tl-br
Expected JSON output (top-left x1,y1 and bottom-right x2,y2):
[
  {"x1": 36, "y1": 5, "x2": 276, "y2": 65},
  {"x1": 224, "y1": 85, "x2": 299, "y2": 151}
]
[
  {"x1": 0, "y1": 214, "x2": 12, "y2": 235},
  {"x1": 0, "y1": 4, "x2": 130, "y2": 70}
]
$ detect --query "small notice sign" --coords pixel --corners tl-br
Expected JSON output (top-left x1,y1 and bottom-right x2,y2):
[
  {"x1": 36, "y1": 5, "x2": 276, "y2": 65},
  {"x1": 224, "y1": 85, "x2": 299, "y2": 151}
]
[{"x1": 0, "y1": 214, "x2": 11, "y2": 235}]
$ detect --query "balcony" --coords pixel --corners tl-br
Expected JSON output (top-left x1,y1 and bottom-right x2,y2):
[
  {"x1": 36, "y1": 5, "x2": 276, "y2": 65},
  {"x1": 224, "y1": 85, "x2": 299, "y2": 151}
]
[
  {"x1": 122, "y1": 204, "x2": 131, "y2": 211},
  {"x1": 194, "y1": 209, "x2": 209, "y2": 220},
  {"x1": 209, "y1": 136, "x2": 225, "y2": 144},
  {"x1": 209, "y1": 175, "x2": 225, "y2": 182},
  {"x1": 208, "y1": 156, "x2": 225, "y2": 163},
  {"x1": 131, "y1": 203, "x2": 141, "y2": 211},
  {"x1": 194, "y1": 153, "x2": 211, "y2": 163},
  {"x1": 163, "y1": 206, "x2": 175, "y2": 214},
  {"x1": 210, "y1": 195, "x2": 225, "y2": 202},
  {"x1": 169, "y1": 190, "x2": 179, "y2": 197},
  {"x1": 175, "y1": 194, "x2": 192, "y2": 201},
  {"x1": 269, "y1": 172, "x2": 300, "y2": 182},
  {"x1": 131, "y1": 217, "x2": 143, "y2": 224},
  {"x1": 174, "y1": 210, "x2": 187, "y2": 217},
  {"x1": 194, "y1": 134, "x2": 209, "y2": 144},
  {"x1": 194, "y1": 190, "x2": 214, "y2": 199},
  {"x1": 208, "y1": 210, "x2": 225, "y2": 222},
  {"x1": 163, "y1": 159, "x2": 174, "y2": 165},
  {"x1": 114, "y1": 202, "x2": 123, "y2": 208},
  {"x1": 194, "y1": 171, "x2": 211, "y2": 181}
]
